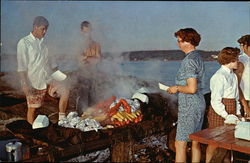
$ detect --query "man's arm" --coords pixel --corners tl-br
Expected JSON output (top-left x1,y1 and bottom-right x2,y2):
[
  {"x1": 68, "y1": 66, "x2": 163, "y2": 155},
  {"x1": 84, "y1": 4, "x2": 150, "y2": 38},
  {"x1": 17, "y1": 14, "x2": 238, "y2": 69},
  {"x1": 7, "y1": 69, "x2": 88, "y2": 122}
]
[
  {"x1": 49, "y1": 55, "x2": 59, "y2": 73},
  {"x1": 96, "y1": 42, "x2": 101, "y2": 58},
  {"x1": 235, "y1": 62, "x2": 250, "y2": 116},
  {"x1": 17, "y1": 40, "x2": 31, "y2": 95},
  {"x1": 82, "y1": 42, "x2": 102, "y2": 64},
  {"x1": 19, "y1": 71, "x2": 30, "y2": 95}
]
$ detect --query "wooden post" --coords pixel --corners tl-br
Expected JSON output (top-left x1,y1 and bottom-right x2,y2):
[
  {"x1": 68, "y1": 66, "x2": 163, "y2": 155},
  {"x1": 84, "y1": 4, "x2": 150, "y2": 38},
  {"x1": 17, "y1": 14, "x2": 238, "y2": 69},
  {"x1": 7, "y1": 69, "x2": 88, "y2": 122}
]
[
  {"x1": 210, "y1": 148, "x2": 228, "y2": 162},
  {"x1": 110, "y1": 127, "x2": 135, "y2": 162}
]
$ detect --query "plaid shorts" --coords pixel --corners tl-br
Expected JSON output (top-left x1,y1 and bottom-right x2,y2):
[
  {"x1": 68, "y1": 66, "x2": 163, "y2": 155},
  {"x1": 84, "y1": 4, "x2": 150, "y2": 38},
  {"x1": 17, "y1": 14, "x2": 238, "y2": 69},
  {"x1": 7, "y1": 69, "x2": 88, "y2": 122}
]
[
  {"x1": 26, "y1": 88, "x2": 47, "y2": 108},
  {"x1": 208, "y1": 98, "x2": 236, "y2": 128},
  {"x1": 26, "y1": 85, "x2": 59, "y2": 108}
]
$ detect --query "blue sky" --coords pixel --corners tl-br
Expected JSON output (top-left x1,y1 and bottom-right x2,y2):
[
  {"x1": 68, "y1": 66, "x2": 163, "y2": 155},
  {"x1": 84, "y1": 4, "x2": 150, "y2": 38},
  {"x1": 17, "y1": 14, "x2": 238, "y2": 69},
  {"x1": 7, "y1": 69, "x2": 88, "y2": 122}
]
[{"x1": 1, "y1": 1, "x2": 249, "y2": 55}]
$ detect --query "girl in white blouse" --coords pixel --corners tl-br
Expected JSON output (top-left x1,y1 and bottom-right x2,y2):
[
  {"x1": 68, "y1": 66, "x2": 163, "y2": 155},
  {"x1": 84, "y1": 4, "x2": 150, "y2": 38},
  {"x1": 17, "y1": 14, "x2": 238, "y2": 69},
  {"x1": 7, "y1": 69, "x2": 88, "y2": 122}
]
[{"x1": 206, "y1": 47, "x2": 241, "y2": 162}]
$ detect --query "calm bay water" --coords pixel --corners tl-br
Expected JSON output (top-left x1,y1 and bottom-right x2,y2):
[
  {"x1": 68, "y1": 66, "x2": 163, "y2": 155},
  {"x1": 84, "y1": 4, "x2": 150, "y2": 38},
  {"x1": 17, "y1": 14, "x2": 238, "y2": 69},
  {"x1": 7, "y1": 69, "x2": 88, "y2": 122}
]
[
  {"x1": 1, "y1": 56, "x2": 220, "y2": 94},
  {"x1": 117, "y1": 61, "x2": 220, "y2": 94}
]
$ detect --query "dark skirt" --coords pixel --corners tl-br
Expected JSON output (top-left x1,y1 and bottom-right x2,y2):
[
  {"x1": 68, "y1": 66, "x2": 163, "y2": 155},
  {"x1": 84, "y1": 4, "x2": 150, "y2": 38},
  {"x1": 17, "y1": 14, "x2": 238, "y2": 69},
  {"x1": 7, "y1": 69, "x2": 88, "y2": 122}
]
[{"x1": 208, "y1": 98, "x2": 236, "y2": 128}]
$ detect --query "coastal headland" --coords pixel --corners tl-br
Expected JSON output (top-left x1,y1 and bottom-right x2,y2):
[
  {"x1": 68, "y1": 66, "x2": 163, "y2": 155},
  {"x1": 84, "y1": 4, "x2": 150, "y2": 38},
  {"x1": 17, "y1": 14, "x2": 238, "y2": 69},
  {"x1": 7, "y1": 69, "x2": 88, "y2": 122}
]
[{"x1": 120, "y1": 50, "x2": 219, "y2": 61}]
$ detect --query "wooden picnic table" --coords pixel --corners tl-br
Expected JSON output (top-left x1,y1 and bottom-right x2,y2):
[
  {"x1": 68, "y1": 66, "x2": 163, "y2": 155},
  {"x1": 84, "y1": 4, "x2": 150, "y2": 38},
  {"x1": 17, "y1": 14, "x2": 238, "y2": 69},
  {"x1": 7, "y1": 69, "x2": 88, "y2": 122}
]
[
  {"x1": 189, "y1": 124, "x2": 250, "y2": 154},
  {"x1": 189, "y1": 124, "x2": 250, "y2": 162}
]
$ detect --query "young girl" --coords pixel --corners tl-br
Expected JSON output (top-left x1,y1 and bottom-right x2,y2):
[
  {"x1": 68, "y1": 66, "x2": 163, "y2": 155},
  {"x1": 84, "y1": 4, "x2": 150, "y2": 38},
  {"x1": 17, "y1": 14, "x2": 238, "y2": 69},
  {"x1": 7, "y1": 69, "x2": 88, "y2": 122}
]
[{"x1": 206, "y1": 47, "x2": 241, "y2": 162}]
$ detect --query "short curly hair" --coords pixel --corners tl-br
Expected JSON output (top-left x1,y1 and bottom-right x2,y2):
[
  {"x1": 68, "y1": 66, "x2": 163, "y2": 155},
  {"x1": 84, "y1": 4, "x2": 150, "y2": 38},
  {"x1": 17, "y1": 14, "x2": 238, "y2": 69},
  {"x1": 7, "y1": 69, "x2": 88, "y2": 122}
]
[
  {"x1": 237, "y1": 35, "x2": 250, "y2": 46},
  {"x1": 217, "y1": 47, "x2": 240, "y2": 65},
  {"x1": 174, "y1": 28, "x2": 201, "y2": 46}
]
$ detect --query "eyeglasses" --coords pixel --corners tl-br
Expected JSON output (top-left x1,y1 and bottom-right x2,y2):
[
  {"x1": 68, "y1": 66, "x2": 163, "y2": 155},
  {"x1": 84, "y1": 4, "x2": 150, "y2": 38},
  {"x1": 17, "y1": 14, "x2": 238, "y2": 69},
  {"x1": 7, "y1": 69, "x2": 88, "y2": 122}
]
[{"x1": 177, "y1": 39, "x2": 183, "y2": 43}]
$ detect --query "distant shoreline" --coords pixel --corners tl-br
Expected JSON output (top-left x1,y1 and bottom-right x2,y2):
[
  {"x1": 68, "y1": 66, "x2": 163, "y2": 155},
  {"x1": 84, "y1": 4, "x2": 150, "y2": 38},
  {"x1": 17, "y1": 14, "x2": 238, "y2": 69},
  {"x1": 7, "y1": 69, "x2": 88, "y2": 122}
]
[
  {"x1": 121, "y1": 50, "x2": 219, "y2": 61},
  {"x1": 127, "y1": 59, "x2": 217, "y2": 62},
  {"x1": 1, "y1": 49, "x2": 219, "y2": 62}
]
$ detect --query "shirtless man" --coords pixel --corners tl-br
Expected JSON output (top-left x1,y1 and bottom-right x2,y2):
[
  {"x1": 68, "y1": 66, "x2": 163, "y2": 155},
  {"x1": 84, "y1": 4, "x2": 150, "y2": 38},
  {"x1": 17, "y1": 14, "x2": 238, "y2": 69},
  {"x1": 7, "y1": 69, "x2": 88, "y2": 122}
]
[{"x1": 80, "y1": 21, "x2": 101, "y2": 65}]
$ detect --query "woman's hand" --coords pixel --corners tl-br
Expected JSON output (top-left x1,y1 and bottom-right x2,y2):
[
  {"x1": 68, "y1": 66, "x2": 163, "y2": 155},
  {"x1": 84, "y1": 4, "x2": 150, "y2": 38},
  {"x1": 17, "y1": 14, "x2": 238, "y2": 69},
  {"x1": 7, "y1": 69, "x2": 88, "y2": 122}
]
[
  {"x1": 224, "y1": 114, "x2": 240, "y2": 124},
  {"x1": 167, "y1": 86, "x2": 178, "y2": 94}
]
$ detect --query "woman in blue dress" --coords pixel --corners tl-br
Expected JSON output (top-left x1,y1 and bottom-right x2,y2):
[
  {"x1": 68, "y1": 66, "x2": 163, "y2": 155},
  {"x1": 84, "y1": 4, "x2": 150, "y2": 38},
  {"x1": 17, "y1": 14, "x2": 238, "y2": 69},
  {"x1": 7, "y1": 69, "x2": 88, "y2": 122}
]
[{"x1": 167, "y1": 28, "x2": 206, "y2": 162}]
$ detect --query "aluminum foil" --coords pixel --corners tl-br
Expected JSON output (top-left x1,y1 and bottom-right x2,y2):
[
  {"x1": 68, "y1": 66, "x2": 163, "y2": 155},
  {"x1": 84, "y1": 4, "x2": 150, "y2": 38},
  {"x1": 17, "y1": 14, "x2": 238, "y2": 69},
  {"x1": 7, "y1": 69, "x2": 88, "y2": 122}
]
[{"x1": 58, "y1": 112, "x2": 103, "y2": 132}]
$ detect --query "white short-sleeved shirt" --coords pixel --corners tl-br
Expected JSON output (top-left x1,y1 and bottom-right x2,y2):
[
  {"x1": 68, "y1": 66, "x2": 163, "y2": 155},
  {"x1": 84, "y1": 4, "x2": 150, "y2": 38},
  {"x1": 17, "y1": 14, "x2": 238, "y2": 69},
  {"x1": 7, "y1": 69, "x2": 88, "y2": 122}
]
[
  {"x1": 239, "y1": 53, "x2": 250, "y2": 100},
  {"x1": 210, "y1": 65, "x2": 241, "y2": 118},
  {"x1": 17, "y1": 33, "x2": 52, "y2": 90}
]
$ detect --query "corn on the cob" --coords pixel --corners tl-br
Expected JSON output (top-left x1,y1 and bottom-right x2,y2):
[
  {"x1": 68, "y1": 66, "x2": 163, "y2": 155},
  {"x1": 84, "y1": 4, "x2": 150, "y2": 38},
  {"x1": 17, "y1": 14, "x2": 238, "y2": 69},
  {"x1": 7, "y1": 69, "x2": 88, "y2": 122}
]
[
  {"x1": 120, "y1": 112, "x2": 133, "y2": 121},
  {"x1": 112, "y1": 112, "x2": 125, "y2": 121},
  {"x1": 125, "y1": 112, "x2": 136, "y2": 120},
  {"x1": 135, "y1": 110, "x2": 141, "y2": 116}
]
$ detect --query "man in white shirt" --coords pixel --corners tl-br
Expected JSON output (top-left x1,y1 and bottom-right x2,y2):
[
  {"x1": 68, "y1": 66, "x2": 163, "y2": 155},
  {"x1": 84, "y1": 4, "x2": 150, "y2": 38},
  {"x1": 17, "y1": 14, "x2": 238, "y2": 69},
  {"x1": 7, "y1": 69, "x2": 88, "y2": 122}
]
[
  {"x1": 17, "y1": 16, "x2": 69, "y2": 124},
  {"x1": 235, "y1": 35, "x2": 250, "y2": 117}
]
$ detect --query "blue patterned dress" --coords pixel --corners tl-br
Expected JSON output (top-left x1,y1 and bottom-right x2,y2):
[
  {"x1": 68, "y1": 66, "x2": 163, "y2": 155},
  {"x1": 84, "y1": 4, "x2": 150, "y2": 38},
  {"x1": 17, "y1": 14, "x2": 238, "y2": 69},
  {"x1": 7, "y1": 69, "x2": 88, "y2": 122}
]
[{"x1": 175, "y1": 50, "x2": 206, "y2": 141}]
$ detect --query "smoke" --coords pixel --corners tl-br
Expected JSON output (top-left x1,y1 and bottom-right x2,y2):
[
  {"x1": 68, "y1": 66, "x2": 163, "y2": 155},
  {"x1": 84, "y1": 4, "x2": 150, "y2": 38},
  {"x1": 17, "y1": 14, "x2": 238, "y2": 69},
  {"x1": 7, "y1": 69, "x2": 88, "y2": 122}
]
[
  {"x1": 71, "y1": 56, "x2": 143, "y2": 109},
  {"x1": 1, "y1": 72, "x2": 22, "y2": 93},
  {"x1": 1, "y1": 16, "x2": 177, "y2": 116},
  {"x1": 46, "y1": 22, "x2": 148, "y2": 111},
  {"x1": 97, "y1": 59, "x2": 142, "y2": 98}
]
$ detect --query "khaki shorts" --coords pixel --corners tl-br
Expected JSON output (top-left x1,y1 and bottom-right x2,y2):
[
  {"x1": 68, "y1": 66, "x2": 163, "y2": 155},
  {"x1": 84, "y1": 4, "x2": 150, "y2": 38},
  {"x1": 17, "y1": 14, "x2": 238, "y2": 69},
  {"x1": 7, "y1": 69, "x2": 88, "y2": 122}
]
[{"x1": 26, "y1": 85, "x2": 59, "y2": 108}]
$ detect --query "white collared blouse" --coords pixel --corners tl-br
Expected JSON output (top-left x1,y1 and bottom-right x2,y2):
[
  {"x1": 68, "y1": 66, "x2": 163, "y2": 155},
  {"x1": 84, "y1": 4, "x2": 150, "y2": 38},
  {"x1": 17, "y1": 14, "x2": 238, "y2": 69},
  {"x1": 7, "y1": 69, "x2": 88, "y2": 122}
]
[{"x1": 210, "y1": 65, "x2": 241, "y2": 118}]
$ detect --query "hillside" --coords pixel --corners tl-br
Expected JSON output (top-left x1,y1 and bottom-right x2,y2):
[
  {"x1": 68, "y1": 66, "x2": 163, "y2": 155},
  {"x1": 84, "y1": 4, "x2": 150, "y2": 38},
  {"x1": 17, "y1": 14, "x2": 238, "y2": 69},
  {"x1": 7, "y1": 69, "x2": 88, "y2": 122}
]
[{"x1": 121, "y1": 50, "x2": 219, "y2": 61}]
